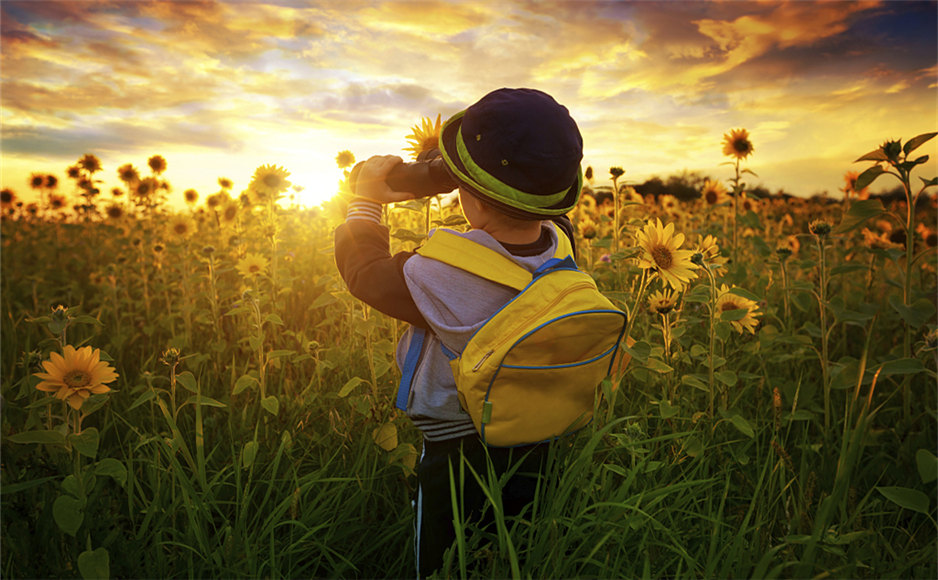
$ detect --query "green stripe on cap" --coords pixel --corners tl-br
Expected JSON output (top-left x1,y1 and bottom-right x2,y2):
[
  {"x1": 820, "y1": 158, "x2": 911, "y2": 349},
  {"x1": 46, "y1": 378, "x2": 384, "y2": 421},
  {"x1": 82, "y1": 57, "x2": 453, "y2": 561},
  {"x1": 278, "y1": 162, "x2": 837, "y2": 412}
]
[{"x1": 440, "y1": 111, "x2": 581, "y2": 215}]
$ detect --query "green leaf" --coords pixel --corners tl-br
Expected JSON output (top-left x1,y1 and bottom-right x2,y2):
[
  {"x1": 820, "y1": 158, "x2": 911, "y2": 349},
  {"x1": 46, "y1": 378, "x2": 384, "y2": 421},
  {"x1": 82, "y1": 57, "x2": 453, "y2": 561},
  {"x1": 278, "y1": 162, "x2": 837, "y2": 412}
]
[
  {"x1": 728, "y1": 287, "x2": 760, "y2": 301},
  {"x1": 176, "y1": 371, "x2": 198, "y2": 394},
  {"x1": 72, "y1": 315, "x2": 104, "y2": 326},
  {"x1": 233, "y1": 374, "x2": 258, "y2": 395},
  {"x1": 128, "y1": 389, "x2": 158, "y2": 411},
  {"x1": 888, "y1": 295, "x2": 936, "y2": 328},
  {"x1": 830, "y1": 264, "x2": 868, "y2": 276},
  {"x1": 853, "y1": 165, "x2": 887, "y2": 193},
  {"x1": 833, "y1": 198, "x2": 885, "y2": 234},
  {"x1": 876, "y1": 486, "x2": 930, "y2": 514},
  {"x1": 184, "y1": 395, "x2": 227, "y2": 408},
  {"x1": 391, "y1": 228, "x2": 426, "y2": 243},
  {"x1": 261, "y1": 395, "x2": 279, "y2": 415},
  {"x1": 720, "y1": 308, "x2": 748, "y2": 322},
  {"x1": 903, "y1": 132, "x2": 937, "y2": 156},
  {"x1": 241, "y1": 441, "x2": 258, "y2": 469},
  {"x1": 264, "y1": 313, "x2": 284, "y2": 326},
  {"x1": 53, "y1": 494, "x2": 84, "y2": 536},
  {"x1": 659, "y1": 399, "x2": 679, "y2": 419},
  {"x1": 855, "y1": 148, "x2": 888, "y2": 163},
  {"x1": 338, "y1": 376, "x2": 367, "y2": 398},
  {"x1": 715, "y1": 370, "x2": 738, "y2": 387},
  {"x1": 7, "y1": 430, "x2": 67, "y2": 446},
  {"x1": 681, "y1": 374, "x2": 709, "y2": 392},
  {"x1": 78, "y1": 547, "x2": 110, "y2": 580},
  {"x1": 69, "y1": 428, "x2": 100, "y2": 458},
  {"x1": 920, "y1": 176, "x2": 937, "y2": 188},
  {"x1": 310, "y1": 292, "x2": 337, "y2": 309},
  {"x1": 683, "y1": 435, "x2": 704, "y2": 458},
  {"x1": 95, "y1": 458, "x2": 127, "y2": 488},
  {"x1": 268, "y1": 349, "x2": 296, "y2": 359},
  {"x1": 644, "y1": 357, "x2": 673, "y2": 374},
  {"x1": 728, "y1": 413, "x2": 755, "y2": 438},
  {"x1": 623, "y1": 340, "x2": 652, "y2": 362},
  {"x1": 916, "y1": 449, "x2": 938, "y2": 484},
  {"x1": 875, "y1": 357, "x2": 925, "y2": 377}
]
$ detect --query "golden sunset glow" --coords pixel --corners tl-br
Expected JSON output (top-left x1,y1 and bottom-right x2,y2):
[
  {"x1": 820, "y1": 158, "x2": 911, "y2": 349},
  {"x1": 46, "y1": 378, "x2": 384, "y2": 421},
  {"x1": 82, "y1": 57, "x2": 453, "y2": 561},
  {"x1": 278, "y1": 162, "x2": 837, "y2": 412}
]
[{"x1": 1, "y1": 1, "x2": 936, "y2": 208}]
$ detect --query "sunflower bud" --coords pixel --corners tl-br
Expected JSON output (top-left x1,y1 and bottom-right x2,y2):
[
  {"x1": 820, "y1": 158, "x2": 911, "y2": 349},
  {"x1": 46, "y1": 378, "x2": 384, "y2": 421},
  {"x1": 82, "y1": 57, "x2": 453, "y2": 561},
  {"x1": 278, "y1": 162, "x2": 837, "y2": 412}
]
[
  {"x1": 881, "y1": 140, "x2": 902, "y2": 164},
  {"x1": 201, "y1": 245, "x2": 216, "y2": 256},
  {"x1": 809, "y1": 219, "x2": 832, "y2": 237},
  {"x1": 160, "y1": 347, "x2": 181, "y2": 367},
  {"x1": 609, "y1": 166, "x2": 625, "y2": 179},
  {"x1": 690, "y1": 252, "x2": 705, "y2": 266}
]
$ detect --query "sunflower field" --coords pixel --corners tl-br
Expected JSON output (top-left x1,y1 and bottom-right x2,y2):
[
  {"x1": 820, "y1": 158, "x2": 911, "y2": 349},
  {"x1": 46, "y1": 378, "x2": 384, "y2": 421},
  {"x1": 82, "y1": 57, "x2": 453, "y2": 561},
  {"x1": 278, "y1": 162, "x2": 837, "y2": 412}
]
[{"x1": 1, "y1": 128, "x2": 937, "y2": 579}]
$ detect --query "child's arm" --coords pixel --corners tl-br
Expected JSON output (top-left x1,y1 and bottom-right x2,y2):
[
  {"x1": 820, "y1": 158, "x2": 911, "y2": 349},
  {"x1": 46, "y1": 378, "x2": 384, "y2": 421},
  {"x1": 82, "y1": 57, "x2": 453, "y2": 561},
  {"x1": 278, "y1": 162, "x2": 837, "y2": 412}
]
[{"x1": 334, "y1": 156, "x2": 429, "y2": 329}]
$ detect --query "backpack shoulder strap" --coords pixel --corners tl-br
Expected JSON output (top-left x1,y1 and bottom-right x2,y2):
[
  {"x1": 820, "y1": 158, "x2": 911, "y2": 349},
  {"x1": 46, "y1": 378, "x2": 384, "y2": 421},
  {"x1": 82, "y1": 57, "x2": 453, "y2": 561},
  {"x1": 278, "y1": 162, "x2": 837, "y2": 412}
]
[
  {"x1": 416, "y1": 222, "x2": 576, "y2": 291},
  {"x1": 416, "y1": 229, "x2": 531, "y2": 291}
]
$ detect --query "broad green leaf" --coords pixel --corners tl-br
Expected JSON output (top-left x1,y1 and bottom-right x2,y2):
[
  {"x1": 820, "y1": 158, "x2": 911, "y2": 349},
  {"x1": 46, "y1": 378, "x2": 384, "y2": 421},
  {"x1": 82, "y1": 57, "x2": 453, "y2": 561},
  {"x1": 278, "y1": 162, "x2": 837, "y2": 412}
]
[
  {"x1": 241, "y1": 441, "x2": 258, "y2": 468},
  {"x1": 920, "y1": 176, "x2": 937, "y2": 188},
  {"x1": 728, "y1": 414, "x2": 755, "y2": 438},
  {"x1": 233, "y1": 374, "x2": 258, "y2": 395},
  {"x1": 176, "y1": 371, "x2": 198, "y2": 394},
  {"x1": 916, "y1": 449, "x2": 938, "y2": 484},
  {"x1": 183, "y1": 395, "x2": 227, "y2": 408},
  {"x1": 623, "y1": 340, "x2": 651, "y2": 362},
  {"x1": 853, "y1": 165, "x2": 887, "y2": 193},
  {"x1": 69, "y1": 428, "x2": 100, "y2": 459},
  {"x1": 62, "y1": 474, "x2": 81, "y2": 498},
  {"x1": 833, "y1": 198, "x2": 885, "y2": 234},
  {"x1": 372, "y1": 423, "x2": 398, "y2": 451},
  {"x1": 7, "y1": 430, "x2": 67, "y2": 446},
  {"x1": 338, "y1": 376, "x2": 366, "y2": 398},
  {"x1": 728, "y1": 287, "x2": 760, "y2": 301},
  {"x1": 875, "y1": 357, "x2": 925, "y2": 377},
  {"x1": 720, "y1": 308, "x2": 748, "y2": 322},
  {"x1": 78, "y1": 547, "x2": 110, "y2": 580},
  {"x1": 95, "y1": 458, "x2": 127, "y2": 488},
  {"x1": 658, "y1": 399, "x2": 679, "y2": 419},
  {"x1": 888, "y1": 295, "x2": 936, "y2": 328},
  {"x1": 903, "y1": 132, "x2": 937, "y2": 155},
  {"x1": 261, "y1": 395, "x2": 279, "y2": 415},
  {"x1": 876, "y1": 486, "x2": 930, "y2": 514},
  {"x1": 644, "y1": 357, "x2": 673, "y2": 374},
  {"x1": 681, "y1": 374, "x2": 709, "y2": 392},
  {"x1": 715, "y1": 370, "x2": 738, "y2": 387},
  {"x1": 855, "y1": 148, "x2": 888, "y2": 163},
  {"x1": 310, "y1": 292, "x2": 337, "y2": 309},
  {"x1": 72, "y1": 315, "x2": 104, "y2": 326},
  {"x1": 268, "y1": 349, "x2": 296, "y2": 359},
  {"x1": 830, "y1": 264, "x2": 868, "y2": 276},
  {"x1": 683, "y1": 435, "x2": 704, "y2": 457},
  {"x1": 53, "y1": 494, "x2": 84, "y2": 536},
  {"x1": 391, "y1": 228, "x2": 426, "y2": 243}
]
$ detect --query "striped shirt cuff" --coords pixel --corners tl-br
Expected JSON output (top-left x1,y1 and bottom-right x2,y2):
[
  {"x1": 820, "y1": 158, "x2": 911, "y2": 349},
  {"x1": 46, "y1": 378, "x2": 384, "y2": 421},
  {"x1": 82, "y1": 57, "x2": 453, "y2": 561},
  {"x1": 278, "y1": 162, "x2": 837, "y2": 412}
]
[{"x1": 346, "y1": 198, "x2": 383, "y2": 223}]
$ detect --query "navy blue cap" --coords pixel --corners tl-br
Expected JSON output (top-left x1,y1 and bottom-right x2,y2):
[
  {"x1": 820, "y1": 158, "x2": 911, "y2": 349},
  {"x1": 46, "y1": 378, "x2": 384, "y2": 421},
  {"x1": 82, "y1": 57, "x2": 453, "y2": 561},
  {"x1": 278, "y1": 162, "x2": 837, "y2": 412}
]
[{"x1": 439, "y1": 88, "x2": 583, "y2": 219}]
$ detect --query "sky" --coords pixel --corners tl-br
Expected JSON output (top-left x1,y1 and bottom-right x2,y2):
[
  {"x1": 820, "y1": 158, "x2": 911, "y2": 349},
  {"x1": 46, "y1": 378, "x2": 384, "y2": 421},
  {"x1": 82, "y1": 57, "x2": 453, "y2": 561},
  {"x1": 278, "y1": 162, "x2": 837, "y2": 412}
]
[{"x1": 2, "y1": 0, "x2": 937, "y2": 209}]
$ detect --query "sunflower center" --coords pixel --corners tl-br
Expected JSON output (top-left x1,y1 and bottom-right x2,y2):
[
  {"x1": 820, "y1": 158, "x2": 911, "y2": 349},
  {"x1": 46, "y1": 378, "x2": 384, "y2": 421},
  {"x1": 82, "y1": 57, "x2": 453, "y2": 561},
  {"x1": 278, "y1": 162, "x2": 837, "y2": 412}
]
[
  {"x1": 705, "y1": 191, "x2": 718, "y2": 204},
  {"x1": 248, "y1": 264, "x2": 261, "y2": 273},
  {"x1": 721, "y1": 300, "x2": 742, "y2": 312},
  {"x1": 733, "y1": 139, "x2": 751, "y2": 153},
  {"x1": 263, "y1": 175, "x2": 283, "y2": 188},
  {"x1": 651, "y1": 246, "x2": 673, "y2": 270},
  {"x1": 63, "y1": 370, "x2": 91, "y2": 388}
]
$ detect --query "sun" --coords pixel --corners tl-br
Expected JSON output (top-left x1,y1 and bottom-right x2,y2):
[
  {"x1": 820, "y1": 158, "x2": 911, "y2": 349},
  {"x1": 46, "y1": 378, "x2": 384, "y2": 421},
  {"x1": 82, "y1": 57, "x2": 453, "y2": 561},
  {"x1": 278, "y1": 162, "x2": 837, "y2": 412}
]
[{"x1": 281, "y1": 163, "x2": 346, "y2": 208}]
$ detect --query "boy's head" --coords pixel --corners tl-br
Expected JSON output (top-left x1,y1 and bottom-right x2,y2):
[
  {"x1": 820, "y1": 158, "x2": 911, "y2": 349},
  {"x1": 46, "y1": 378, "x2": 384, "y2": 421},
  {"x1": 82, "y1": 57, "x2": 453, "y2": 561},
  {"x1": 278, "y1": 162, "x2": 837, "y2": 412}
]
[{"x1": 439, "y1": 88, "x2": 583, "y2": 221}]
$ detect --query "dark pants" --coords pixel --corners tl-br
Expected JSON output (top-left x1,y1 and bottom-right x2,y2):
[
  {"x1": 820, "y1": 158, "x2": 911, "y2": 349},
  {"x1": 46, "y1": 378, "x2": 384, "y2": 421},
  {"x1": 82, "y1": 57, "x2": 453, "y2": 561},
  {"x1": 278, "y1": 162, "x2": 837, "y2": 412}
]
[{"x1": 414, "y1": 434, "x2": 550, "y2": 577}]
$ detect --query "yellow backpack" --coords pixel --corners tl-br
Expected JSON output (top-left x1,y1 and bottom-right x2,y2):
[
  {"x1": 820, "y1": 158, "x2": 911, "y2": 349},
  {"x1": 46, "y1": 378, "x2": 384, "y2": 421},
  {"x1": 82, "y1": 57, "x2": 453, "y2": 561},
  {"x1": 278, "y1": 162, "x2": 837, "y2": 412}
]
[{"x1": 396, "y1": 224, "x2": 627, "y2": 447}]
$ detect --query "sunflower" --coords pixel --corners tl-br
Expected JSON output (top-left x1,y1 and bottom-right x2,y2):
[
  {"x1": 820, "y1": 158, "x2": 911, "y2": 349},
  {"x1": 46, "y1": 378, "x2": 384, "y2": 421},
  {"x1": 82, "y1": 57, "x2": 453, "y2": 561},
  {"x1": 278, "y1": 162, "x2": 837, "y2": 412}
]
[
  {"x1": 701, "y1": 179, "x2": 727, "y2": 206},
  {"x1": 335, "y1": 150, "x2": 356, "y2": 169},
  {"x1": 1, "y1": 189, "x2": 16, "y2": 208},
  {"x1": 168, "y1": 215, "x2": 192, "y2": 238},
  {"x1": 860, "y1": 227, "x2": 902, "y2": 250},
  {"x1": 184, "y1": 189, "x2": 199, "y2": 204},
  {"x1": 237, "y1": 253, "x2": 269, "y2": 278},
  {"x1": 105, "y1": 204, "x2": 124, "y2": 219},
  {"x1": 30, "y1": 173, "x2": 45, "y2": 189},
  {"x1": 49, "y1": 194, "x2": 66, "y2": 210},
  {"x1": 694, "y1": 234, "x2": 728, "y2": 270},
  {"x1": 34, "y1": 345, "x2": 118, "y2": 410},
  {"x1": 843, "y1": 170, "x2": 870, "y2": 200},
  {"x1": 635, "y1": 218, "x2": 698, "y2": 290},
  {"x1": 221, "y1": 201, "x2": 239, "y2": 224},
  {"x1": 79, "y1": 154, "x2": 102, "y2": 173},
  {"x1": 722, "y1": 128, "x2": 754, "y2": 160},
  {"x1": 118, "y1": 163, "x2": 139, "y2": 183},
  {"x1": 776, "y1": 235, "x2": 800, "y2": 257},
  {"x1": 740, "y1": 193, "x2": 759, "y2": 214},
  {"x1": 403, "y1": 114, "x2": 441, "y2": 160},
  {"x1": 648, "y1": 288, "x2": 679, "y2": 314},
  {"x1": 249, "y1": 164, "x2": 292, "y2": 203},
  {"x1": 715, "y1": 284, "x2": 761, "y2": 334},
  {"x1": 148, "y1": 155, "x2": 167, "y2": 174}
]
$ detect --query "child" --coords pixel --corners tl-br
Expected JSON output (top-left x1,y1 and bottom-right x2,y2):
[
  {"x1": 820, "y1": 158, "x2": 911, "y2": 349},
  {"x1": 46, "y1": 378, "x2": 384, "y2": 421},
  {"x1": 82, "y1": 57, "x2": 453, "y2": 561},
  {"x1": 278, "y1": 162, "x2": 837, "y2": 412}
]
[{"x1": 334, "y1": 87, "x2": 584, "y2": 576}]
